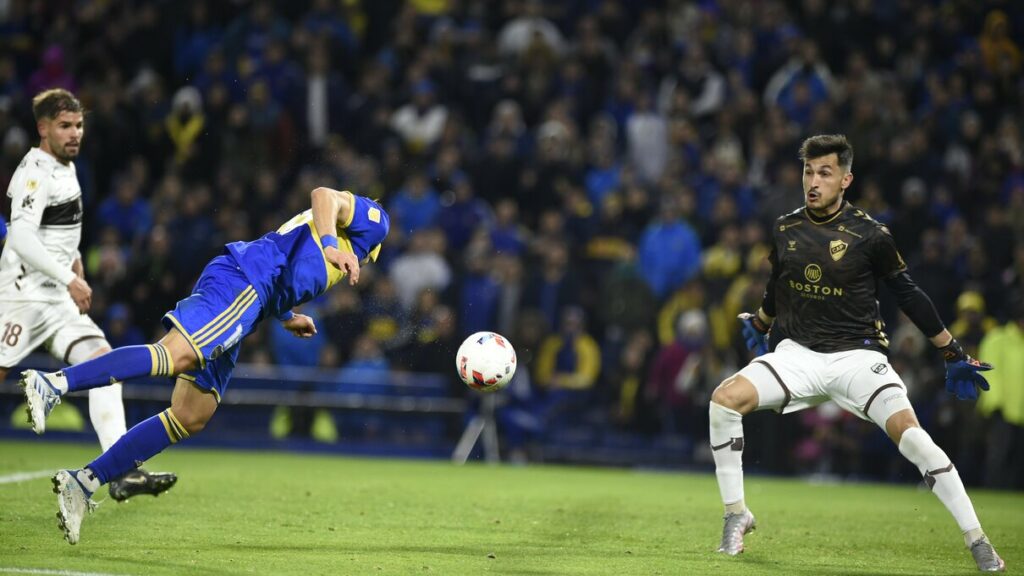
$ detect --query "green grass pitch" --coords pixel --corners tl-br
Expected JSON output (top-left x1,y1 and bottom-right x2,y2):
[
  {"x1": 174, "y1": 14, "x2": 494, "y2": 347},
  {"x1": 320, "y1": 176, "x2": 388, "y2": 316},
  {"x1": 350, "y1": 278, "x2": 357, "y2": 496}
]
[{"x1": 0, "y1": 440, "x2": 1020, "y2": 575}]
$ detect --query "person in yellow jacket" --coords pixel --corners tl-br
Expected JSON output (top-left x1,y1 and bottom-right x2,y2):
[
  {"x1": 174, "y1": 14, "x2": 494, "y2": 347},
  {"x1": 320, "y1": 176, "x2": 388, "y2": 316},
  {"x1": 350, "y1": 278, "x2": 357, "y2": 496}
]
[
  {"x1": 978, "y1": 295, "x2": 1024, "y2": 489},
  {"x1": 533, "y1": 306, "x2": 601, "y2": 428}
]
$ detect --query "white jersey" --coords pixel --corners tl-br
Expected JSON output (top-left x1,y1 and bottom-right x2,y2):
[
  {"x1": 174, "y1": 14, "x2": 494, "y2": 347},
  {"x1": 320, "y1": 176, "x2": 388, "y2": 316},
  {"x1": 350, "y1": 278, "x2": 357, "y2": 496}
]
[{"x1": 0, "y1": 147, "x2": 83, "y2": 302}]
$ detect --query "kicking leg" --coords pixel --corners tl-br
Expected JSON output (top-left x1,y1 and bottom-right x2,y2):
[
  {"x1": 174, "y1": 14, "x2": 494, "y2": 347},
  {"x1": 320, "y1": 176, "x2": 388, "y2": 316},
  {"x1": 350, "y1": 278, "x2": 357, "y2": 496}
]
[
  {"x1": 21, "y1": 330, "x2": 198, "y2": 434},
  {"x1": 709, "y1": 374, "x2": 759, "y2": 555},
  {"x1": 54, "y1": 375, "x2": 216, "y2": 544},
  {"x1": 884, "y1": 409, "x2": 1004, "y2": 572}
]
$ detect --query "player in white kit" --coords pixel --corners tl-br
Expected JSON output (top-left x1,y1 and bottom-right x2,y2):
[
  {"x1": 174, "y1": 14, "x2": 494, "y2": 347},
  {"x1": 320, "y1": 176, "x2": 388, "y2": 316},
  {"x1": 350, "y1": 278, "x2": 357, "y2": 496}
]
[{"x1": 1, "y1": 89, "x2": 176, "y2": 501}]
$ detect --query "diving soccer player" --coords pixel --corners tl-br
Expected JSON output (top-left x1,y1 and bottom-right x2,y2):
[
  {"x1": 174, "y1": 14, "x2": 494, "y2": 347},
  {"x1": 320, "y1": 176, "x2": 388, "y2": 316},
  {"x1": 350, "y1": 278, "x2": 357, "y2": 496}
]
[
  {"x1": 1, "y1": 89, "x2": 176, "y2": 501},
  {"x1": 20, "y1": 186, "x2": 389, "y2": 544},
  {"x1": 712, "y1": 135, "x2": 1004, "y2": 572}
]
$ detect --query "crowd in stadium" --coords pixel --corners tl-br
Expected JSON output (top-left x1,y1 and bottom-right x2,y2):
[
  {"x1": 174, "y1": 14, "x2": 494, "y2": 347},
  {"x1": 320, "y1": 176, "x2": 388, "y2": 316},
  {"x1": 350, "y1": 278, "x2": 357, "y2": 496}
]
[{"x1": 0, "y1": 0, "x2": 1021, "y2": 487}]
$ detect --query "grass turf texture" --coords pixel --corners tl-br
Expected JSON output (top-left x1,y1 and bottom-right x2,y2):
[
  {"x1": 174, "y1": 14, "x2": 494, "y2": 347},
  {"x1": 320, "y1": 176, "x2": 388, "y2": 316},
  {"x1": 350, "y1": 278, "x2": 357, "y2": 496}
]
[{"x1": 0, "y1": 440, "x2": 1020, "y2": 575}]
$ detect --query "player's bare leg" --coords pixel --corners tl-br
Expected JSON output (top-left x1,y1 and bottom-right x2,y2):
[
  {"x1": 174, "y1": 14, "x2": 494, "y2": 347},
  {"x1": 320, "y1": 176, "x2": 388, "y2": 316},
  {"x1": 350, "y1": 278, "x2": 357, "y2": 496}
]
[
  {"x1": 710, "y1": 374, "x2": 759, "y2": 555},
  {"x1": 884, "y1": 409, "x2": 1004, "y2": 572}
]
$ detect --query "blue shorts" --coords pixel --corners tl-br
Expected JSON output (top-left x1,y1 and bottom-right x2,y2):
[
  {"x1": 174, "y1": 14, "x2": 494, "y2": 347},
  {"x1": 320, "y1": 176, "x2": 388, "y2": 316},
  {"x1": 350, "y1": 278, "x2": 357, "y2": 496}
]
[{"x1": 162, "y1": 255, "x2": 264, "y2": 401}]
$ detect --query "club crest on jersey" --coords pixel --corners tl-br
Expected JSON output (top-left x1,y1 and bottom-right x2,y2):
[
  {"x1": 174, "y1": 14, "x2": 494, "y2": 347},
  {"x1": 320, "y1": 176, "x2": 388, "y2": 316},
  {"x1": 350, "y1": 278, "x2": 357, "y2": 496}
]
[
  {"x1": 829, "y1": 239, "x2": 848, "y2": 261},
  {"x1": 26, "y1": 179, "x2": 38, "y2": 192},
  {"x1": 787, "y1": 240, "x2": 797, "y2": 251}
]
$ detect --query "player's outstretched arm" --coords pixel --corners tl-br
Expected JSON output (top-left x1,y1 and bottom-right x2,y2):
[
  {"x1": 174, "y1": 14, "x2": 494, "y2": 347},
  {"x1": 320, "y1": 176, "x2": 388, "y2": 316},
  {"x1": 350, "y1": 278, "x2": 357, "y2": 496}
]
[
  {"x1": 883, "y1": 272, "x2": 993, "y2": 400},
  {"x1": 311, "y1": 187, "x2": 360, "y2": 285}
]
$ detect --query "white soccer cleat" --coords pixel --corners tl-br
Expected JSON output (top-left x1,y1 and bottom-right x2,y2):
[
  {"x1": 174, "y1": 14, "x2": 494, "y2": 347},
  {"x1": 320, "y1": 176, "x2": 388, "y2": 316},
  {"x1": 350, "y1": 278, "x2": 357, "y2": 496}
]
[
  {"x1": 717, "y1": 509, "x2": 756, "y2": 555},
  {"x1": 20, "y1": 369, "x2": 63, "y2": 434},
  {"x1": 52, "y1": 469, "x2": 97, "y2": 545},
  {"x1": 970, "y1": 536, "x2": 1006, "y2": 572}
]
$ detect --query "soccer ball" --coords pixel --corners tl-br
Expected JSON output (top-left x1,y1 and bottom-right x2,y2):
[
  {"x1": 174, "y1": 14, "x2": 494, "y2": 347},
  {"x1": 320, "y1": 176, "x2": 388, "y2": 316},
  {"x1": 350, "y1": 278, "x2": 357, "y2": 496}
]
[{"x1": 456, "y1": 331, "x2": 517, "y2": 392}]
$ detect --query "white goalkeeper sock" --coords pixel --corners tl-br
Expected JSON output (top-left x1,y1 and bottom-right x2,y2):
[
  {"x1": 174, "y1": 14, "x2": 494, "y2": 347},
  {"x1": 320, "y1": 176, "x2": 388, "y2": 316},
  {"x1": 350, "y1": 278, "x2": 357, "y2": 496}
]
[
  {"x1": 898, "y1": 427, "x2": 982, "y2": 545},
  {"x1": 88, "y1": 382, "x2": 127, "y2": 452},
  {"x1": 710, "y1": 401, "x2": 746, "y2": 510}
]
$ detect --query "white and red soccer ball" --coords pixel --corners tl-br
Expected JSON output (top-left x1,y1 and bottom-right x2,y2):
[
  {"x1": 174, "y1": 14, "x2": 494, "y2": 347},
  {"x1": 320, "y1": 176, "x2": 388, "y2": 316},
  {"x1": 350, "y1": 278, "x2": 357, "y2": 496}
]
[{"x1": 456, "y1": 331, "x2": 517, "y2": 392}]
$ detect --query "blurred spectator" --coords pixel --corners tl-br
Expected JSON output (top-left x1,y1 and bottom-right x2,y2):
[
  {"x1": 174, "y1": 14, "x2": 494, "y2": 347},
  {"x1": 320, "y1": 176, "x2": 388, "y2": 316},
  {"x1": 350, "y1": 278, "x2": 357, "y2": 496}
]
[
  {"x1": 978, "y1": 295, "x2": 1024, "y2": 489},
  {"x1": 978, "y1": 10, "x2": 1021, "y2": 76},
  {"x1": 339, "y1": 334, "x2": 391, "y2": 386},
  {"x1": 498, "y1": 0, "x2": 565, "y2": 57},
  {"x1": 389, "y1": 171, "x2": 441, "y2": 235},
  {"x1": 949, "y1": 291, "x2": 998, "y2": 356},
  {"x1": 637, "y1": 196, "x2": 702, "y2": 299},
  {"x1": 522, "y1": 241, "x2": 580, "y2": 330},
  {"x1": 97, "y1": 175, "x2": 152, "y2": 247},
  {"x1": 533, "y1": 306, "x2": 601, "y2": 422},
  {"x1": 102, "y1": 304, "x2": 145, "y2": 349},
  {"x1": 389, "y1": 228, "x2": 451, "y2": 312},
  {"x1": 391, "y1": 80, "x2": 448, "y2": 154}
]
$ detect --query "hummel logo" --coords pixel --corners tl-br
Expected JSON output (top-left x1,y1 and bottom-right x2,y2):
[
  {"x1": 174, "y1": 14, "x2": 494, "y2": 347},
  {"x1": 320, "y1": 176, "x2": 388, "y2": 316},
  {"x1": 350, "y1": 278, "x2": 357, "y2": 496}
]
[{"x1": 22, "y1": 195, "x2": 34, "y2": 209}]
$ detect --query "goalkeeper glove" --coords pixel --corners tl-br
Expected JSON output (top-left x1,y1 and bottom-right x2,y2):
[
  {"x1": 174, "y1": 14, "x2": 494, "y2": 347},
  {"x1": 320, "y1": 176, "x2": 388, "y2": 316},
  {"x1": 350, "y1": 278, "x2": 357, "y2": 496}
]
[
  {"x1": 940, "y1": 338, "x2": 992, "y2": 401},
  {"x1": 737, "y1": 311, "x2": 770, "y2": 356}
]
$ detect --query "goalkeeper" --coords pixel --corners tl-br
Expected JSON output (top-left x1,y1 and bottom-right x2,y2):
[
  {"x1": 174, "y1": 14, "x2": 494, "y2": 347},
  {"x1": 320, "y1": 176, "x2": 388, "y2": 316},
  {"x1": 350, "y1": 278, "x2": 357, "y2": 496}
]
[{"x1": 710, "y1": 135, "x2": 1004, "y2": 572}]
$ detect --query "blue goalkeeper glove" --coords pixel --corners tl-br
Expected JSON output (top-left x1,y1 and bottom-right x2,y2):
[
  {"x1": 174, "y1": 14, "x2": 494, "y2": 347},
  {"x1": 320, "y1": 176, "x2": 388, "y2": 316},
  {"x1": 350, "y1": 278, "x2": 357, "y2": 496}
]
[
  {"x1": 940, "y1": 338, "x2": 992, "y2": 401},
  {"x1": 737, "y1": 312, "x2": 770, "y2": 356}
]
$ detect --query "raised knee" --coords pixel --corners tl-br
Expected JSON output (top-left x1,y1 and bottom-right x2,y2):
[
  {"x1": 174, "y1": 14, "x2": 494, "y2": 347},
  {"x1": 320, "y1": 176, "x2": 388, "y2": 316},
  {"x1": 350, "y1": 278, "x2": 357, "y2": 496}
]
[
  {"x1": 170, "y1": 407, "x2": 210, "y2": 435},
  {"x1": 711, "y1": 377, "x2": 756, "y2": 413}
]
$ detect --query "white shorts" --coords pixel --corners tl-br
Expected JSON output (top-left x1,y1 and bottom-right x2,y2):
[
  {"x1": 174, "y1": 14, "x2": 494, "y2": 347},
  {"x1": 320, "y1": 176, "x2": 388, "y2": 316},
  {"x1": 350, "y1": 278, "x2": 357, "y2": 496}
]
[
  {"x1": 0, "y1": 299, "x2": 108, "y2": 369},
  {"x1": 736, "y1": 339, "x2": 912, "y2": 426}
]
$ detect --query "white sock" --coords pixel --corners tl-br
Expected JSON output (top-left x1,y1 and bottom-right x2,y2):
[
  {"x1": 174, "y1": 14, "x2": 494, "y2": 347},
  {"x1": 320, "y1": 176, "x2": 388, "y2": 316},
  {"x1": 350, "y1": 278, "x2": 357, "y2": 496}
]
[
  {"x1": 76, "y1": 469, "x2": 101, "y2": 494},
  {"x1": 898, "y1": 427, "x2": 981, "y2": 544},
  {"x1": 48, "y1": 371, "x2": 69, "y2": 394},
  {"x1": 88, "y1": 383, "x2": 127, "y2": 452},
  {"x1": 710, "y1": 402, "x2": 746, "y2": 509}
]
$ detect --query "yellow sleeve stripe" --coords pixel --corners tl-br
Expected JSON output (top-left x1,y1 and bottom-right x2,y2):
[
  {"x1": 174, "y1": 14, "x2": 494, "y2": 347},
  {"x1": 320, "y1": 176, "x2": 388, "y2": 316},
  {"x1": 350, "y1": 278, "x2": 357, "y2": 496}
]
[
  {"x1": 191, "y1": 286, "x2": 255, "y2": 344},
  {"x1": 194, "y1": 289, "x2": 258, "y2": 348}
]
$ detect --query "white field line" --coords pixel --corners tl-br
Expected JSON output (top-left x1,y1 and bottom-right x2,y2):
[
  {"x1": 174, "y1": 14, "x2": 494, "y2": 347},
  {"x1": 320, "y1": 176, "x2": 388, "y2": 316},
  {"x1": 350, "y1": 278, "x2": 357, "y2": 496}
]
[
  {"x1": 0, "y1": 470, "x2": 54, "y2": 484},
  {"x1": 0, "y1": 565, "x2": 136, "y2": 569}
]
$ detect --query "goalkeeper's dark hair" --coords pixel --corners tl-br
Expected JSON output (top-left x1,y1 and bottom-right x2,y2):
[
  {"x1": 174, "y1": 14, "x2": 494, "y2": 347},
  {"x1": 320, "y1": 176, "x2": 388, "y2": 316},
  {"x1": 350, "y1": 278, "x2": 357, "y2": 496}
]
[
  {"x1": 799, "y1": 134, "x2": 853, "y2": 171},
  {"x1": 32, "y1": 88, "x2": 82, "y2": 122}
]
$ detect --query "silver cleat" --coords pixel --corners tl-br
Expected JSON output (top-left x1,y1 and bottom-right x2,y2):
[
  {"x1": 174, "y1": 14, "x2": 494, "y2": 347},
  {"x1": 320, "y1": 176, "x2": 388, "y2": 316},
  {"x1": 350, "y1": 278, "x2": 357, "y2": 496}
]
[
  {"x1": 53, "y1": 470, "x2": 97, "y2": 545},
  {"x1": 717, "y1": 509, "x2": 756, "y2": 555},
  {"x1": 970, "y1": 536, "x2": 1005, "y2": 572},
  {"x1": 20, "y1": 369, "x2": 62, "y2": 434}
]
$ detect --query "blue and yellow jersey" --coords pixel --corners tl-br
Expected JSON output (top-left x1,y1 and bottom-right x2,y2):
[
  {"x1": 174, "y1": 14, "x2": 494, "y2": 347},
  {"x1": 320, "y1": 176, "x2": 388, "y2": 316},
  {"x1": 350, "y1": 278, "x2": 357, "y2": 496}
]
[{"x1": 226, "y1": 193, "x2": 389, "y2": 318}]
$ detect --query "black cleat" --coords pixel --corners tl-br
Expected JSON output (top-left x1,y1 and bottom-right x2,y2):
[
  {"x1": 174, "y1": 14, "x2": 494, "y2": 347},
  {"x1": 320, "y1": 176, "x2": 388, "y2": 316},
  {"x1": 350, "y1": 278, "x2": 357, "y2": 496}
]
[{"x1": 108, "y1": 468, "x2": 178, "y2": 502}]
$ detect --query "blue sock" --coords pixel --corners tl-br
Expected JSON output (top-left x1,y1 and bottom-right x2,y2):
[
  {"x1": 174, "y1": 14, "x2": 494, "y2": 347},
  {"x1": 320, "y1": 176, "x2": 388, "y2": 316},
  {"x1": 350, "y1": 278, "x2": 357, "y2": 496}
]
[
  {"x1": 64, "y1": 344, "x2": 176, "y2": 392},
  {"x1": 87, "y1": 409, "x2": 190, "y2": 484}
]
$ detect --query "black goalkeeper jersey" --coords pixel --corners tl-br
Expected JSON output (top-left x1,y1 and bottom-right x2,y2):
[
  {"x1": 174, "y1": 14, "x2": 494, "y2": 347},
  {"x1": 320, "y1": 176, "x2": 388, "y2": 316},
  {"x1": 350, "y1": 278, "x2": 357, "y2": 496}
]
[{"x1": 762, "y1": 202, "x2": 907, "y2": 354}]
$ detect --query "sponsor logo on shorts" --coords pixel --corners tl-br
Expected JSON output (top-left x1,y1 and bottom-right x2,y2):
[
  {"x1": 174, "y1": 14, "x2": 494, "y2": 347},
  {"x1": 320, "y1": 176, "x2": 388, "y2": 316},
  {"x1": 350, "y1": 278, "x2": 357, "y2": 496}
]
[{"x1": 871, "y1": 363, "x2": 888, "y2": 375}]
